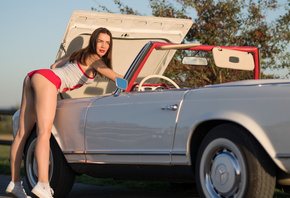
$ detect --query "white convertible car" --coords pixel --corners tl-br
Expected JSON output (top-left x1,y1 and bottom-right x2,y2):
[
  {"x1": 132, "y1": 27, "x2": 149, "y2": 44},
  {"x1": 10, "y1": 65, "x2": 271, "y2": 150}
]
[{"x1": 12, "y1": 11, "x2": 290, "y2": 198}]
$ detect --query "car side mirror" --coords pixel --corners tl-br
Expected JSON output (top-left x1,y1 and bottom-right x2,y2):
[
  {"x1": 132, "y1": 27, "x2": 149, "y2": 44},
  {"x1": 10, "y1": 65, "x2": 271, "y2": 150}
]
[{"x1": 115, "y1": 77, "x2": 128, "y2": 90}]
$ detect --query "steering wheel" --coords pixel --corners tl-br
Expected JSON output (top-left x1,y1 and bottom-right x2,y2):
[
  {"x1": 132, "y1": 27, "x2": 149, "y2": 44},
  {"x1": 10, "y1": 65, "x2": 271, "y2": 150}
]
[{"x1": 137, "y1": 75, "x2": 180, "y2": 91}]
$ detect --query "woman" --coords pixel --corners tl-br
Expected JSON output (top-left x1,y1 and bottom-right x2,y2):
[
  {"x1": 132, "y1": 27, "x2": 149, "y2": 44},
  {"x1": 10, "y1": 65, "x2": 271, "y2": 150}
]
[{"x1": 6, "y1": 27, "x2": 122, "y2": 198}]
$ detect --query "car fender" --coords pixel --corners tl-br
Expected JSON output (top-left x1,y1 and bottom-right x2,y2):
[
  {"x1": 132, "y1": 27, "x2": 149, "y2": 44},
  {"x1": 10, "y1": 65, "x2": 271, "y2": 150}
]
[
  {"x1": 12, "y1": 109, "x2": 65, "y2": 146},
  {"x1": 186, "y1": 111, "x2": 290, "y2": 173},
  {"x1": 12, "y1": 109, "x2": 20, "y2": 138}
]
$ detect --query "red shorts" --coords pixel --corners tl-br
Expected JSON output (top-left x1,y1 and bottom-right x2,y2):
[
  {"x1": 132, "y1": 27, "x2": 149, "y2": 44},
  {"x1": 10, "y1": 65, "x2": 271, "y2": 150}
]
[{"x1": 28, "y1": 69, "x2": 61, "y2": 90}]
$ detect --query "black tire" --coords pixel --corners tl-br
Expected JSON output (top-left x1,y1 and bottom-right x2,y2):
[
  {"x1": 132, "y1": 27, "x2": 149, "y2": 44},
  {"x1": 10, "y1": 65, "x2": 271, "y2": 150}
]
[
  {"x1": 195, "y1": 124, "x2": 276, "y2": 198},
  {"x1": 24, "y1": 130, "x2": 75, "y2": 198}
]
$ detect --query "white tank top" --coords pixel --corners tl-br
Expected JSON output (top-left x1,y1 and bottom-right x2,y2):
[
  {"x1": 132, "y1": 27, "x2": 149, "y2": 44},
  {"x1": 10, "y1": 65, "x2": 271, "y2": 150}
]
[{"x1": 52, "y1": 61, "x2": 95, "y2": 93}]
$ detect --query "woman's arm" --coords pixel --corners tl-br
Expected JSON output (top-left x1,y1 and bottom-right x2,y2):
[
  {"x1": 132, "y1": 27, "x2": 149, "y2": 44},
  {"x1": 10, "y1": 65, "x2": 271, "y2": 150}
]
[
  {"x1": 91, "y1": 59, "x2": 122, "y2": 81},
  {"x1": 50, "y1": 57, "x2": 70, "y2": 69}
]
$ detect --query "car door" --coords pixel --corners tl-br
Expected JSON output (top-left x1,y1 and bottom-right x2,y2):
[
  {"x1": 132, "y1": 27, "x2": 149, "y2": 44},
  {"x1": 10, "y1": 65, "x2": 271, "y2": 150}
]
[{"x1": 84, "y1": 90, "x2": 187, "y2": 165}]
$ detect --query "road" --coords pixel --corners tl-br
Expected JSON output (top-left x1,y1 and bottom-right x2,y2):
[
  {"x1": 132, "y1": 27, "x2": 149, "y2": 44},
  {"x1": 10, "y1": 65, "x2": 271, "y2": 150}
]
[{"x1": 0, "y1": 175, "x2": 199, "y2": 198}]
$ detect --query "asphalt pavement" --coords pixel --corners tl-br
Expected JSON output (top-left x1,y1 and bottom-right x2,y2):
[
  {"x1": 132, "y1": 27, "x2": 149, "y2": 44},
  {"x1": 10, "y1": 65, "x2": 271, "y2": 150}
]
[{"x1": 0, "y1": 174, "x2": 198, "y2": 198}]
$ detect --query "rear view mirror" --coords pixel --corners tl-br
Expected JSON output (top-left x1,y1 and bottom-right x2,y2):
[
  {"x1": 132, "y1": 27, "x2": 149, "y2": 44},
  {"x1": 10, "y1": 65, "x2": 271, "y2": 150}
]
[
  {"x1": 212, "y1": 47, "x2": 254, "y2": 70},
  {"x1": 182, "y1": 57, "x2": 208, "y2": 66},
  {"x1": 115, "y1": 77, "x2": 128, "y2": 90}
]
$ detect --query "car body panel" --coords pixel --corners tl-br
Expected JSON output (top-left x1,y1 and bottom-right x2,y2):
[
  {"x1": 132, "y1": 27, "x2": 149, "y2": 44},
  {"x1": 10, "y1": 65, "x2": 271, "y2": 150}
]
[
  {"x1": 47, "y1": 78, "x2": 290, "y2": 172},
  {"x1": 13, "y1": 78, "x2": 290, "y2": 172},
  {"x1": 51, "y1": 96, "x2": 96, "y2": 162},
  {"x1": 84, "y1": 90, "x2": 187, "y2": 165},
  {"x1": 174, "y1": 80, "x2": 290, "y2": 171}
]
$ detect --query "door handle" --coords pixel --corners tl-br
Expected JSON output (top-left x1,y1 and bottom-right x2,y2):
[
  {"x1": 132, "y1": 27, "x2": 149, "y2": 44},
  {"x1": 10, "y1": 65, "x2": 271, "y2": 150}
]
[{"x1": 161, "y1": 104, "x2": 178, "y2": 111}]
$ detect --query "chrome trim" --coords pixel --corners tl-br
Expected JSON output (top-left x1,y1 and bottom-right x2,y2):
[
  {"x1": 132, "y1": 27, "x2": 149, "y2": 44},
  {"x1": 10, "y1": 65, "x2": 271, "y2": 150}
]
[
  {"x1": 63, "y1": 151, "x2": 85, "y2": 155},
  {"x1": 64, "y1": 151, "x2": 188, "y2": 165},
  {"x1": 86, "y1": 151, "x2": 170, "y2": 155},
  {"x1": 205, "y1": 82, "x2": 290, "y2": 89},
  {"x1": 63, "y1": 151, "x2": 187, "y2": 157},
  {"x1": 63, "y1": 151, "x2": 171, "y2": 155},
  {"x1": 276, "y1": 154, "x2": 290, "y2": 159},
  {"x1": 83, "y1": 161, "x2": 170, "y2": 165},
  {"x1": 171, "y1": 151, "x2": 187, "y2": 156},
  {"x1": 161, "y1": 104, "x2": 178, "y2": 111}
]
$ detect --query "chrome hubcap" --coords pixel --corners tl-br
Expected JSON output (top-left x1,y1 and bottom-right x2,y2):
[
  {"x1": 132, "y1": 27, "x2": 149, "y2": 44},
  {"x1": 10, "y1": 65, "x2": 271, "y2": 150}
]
[
  {"x1": 208, "y1": 149, "x2": 241, "y2": 196},
  {"x1": 26, "y1": 138, "x2": 54, "y2": 187}
]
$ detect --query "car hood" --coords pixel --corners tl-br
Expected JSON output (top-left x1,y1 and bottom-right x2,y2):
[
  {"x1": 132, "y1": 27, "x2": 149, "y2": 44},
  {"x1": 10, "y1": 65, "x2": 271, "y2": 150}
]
[{"x1": 55, "y1": 10, "x2": 193, "y2": 75}]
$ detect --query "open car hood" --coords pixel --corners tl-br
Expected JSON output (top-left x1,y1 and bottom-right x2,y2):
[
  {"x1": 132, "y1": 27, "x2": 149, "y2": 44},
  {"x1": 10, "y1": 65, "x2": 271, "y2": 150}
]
[
  {"x1": 56, "y1": 11, "x2": 192, "y2": 98},
  {"x1": 56, "y1": 10, "x2": 192, "y2": 75}
]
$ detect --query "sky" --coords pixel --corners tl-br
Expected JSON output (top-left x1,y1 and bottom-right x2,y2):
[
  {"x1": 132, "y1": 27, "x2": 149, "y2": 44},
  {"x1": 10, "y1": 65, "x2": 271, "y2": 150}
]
[
  {"x1": 0, "y1": 0, "x2": 289, "y2": 108},
  {"x1": 0, "y1": 0, "x2": 151, "y2": 108}
]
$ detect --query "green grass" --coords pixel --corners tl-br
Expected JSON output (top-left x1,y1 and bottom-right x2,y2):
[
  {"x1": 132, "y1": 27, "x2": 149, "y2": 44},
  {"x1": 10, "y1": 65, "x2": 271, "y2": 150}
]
[
  {"x1": 75, "y1": 174, "x2": 196, "y2": 194},
  {"x1": 0, "y1": 145, "x2": 13, "y2": 175},
  {"x1": 0, "y1": 115, "x2": 13, "y2": 135},
  {"x1": 0, "y1": 144, "x2": 10, "y2": 161},
  {"x1": 1, "y1": 144, "x2": 290, "y2": 197},
  {"x1": 274, "y1": 190, "x2": 290, "y2": 198},
  {"x1": 0, "y1": 145, "x2": 25, "y2": 176}
]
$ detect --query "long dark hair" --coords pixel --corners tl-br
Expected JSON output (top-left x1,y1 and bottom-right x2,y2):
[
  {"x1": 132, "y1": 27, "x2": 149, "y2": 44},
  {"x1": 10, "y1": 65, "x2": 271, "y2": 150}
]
[{"x1": 69, "y1": 27, "x2": 113, "y2": 69}]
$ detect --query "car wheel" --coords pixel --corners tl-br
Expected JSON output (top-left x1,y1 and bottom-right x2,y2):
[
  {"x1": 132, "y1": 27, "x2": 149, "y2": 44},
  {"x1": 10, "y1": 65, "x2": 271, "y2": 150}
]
[
  {"x1": 195, "y1": 124, "x2": 276, "y2": 198},
  {"x1": 24, "y1": 130, "x2": 75, "y2": 198}
]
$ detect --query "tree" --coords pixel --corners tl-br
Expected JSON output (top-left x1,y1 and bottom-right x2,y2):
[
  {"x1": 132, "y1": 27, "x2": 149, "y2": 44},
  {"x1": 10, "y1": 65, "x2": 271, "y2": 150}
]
[{"x1": 92, "y1": 0, "x2": 290, "y2": 87}]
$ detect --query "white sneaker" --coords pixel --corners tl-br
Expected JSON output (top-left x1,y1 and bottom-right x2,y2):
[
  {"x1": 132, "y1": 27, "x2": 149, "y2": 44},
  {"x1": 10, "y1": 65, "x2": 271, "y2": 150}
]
[
  {"x1": 6, "y1": 181, "x2": 31, "y2": 198},
  {"x1": 31, "y1": 183, "x2": 54, "y2": 198}
]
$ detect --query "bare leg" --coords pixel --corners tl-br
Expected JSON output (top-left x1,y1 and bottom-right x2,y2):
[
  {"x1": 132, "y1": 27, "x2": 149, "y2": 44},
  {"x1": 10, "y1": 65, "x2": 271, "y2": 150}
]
[
  {"x1": 31, "y1": 74, "x2": 58, "y2": 183},
  {"x1": 10, "y1": 76, "x2": 36, "y2": 182}
]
